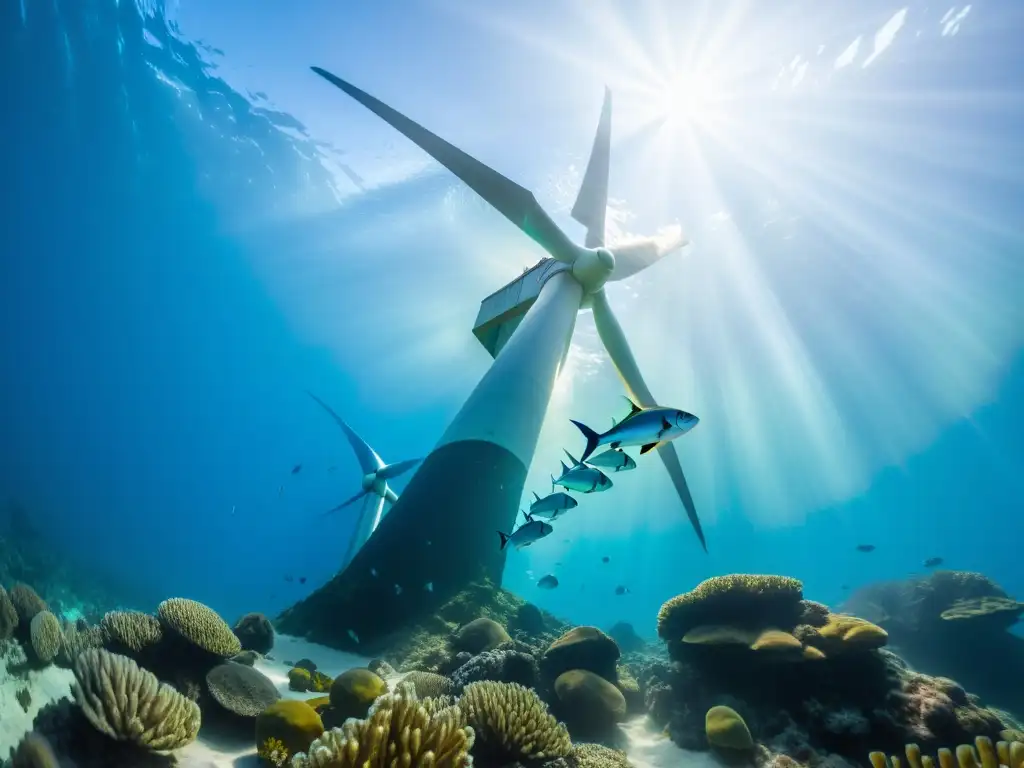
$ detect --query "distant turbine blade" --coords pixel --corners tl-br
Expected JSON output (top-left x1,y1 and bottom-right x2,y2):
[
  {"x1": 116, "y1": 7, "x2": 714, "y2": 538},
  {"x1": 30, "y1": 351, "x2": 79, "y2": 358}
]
[
  {"x1": 590, "y1": 289, "x2": 707, "y2": 551},
  {"x1": 570, "y1": 87, "x2": 611, "y2": 248},
  {"x1": 322, "y1": 489, "x2": 370, "y2": 518},
  {"x1": 341, "y1": 494, "x2": 383, "y2": 568},
  {"x1": 311, "y1": 67, "x2": 580, "y2": 264},
  {"x1": 307, "y1": 391, "x2": 385, "y2": 474},
  {"x1": 377, "y1": 458, "x2": 422, "y2": 480},
  {"x1": 608, "y1": 228, "x2": 689, "y2": 282}
]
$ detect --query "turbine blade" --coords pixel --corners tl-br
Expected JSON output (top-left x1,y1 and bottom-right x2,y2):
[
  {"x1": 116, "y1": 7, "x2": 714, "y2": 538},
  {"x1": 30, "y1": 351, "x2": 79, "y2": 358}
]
[
  {"x1": 377, "y1": 458, "x2": 422, "y2": 480},
  {"x1": 307, "y1": 391, "x2": 385, "y2": 474},
  {"x1": 608, "y1": 227, "x2": 688, "y2": 282},
  {"x1": 341, "y1": 494, "x2": 380, "y2": 568},
  {"x1": 590, "y1": 290, "x2": 707, "y2": 551},
  {"x1": 312, "y1": 67, "x2": 579, "y2": 264},
  {"x1": 322, "y1": 489, "x2": 370, "y2": 518},
  {"x1": 570, "y1": 87, "x2": 611, "y2": 248},
  {"x1": 384, "y1": 486, "x2": 399, "y2": 506}
]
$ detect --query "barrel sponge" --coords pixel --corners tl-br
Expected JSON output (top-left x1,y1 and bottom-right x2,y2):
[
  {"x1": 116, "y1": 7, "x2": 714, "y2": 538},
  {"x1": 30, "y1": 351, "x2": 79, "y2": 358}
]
[
  {"x1": 458, "y1": 680, "x2": 571, "y2": 761},
  {"x1": 100, "y1": 610, "x2": 163, "y2": 653},
  {"x1": 10, "y1": 583, "x2": 47, "y2": 624},
  {"x1": 71, "y1": 648, "x2": 201, "y2": 750},
  {"x1": 657, "y1": 574, "x2": 803, "y2": 640},
  {"x1": 157, "y1": 597, "x2": 241, "y2": 657},
  {"x1": 30, "y1": 611, "x2": 62, "y2": 664},
  {"x1": 292, "y1": 681, "x2": 474, "y2": 768},
  {"x1": 0, "y1": 586, "x2": 18, "y2": 639}
]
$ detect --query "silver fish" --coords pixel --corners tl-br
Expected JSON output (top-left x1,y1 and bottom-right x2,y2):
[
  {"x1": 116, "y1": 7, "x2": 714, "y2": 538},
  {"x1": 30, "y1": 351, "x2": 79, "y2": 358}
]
[
  {"x1": 552, "y1": 453, "x2": 612, "y2": 494},
  {"x1": 538, "y1": 574, "x2": 559, "y2": 590},
  {"x1": 498, "y1": 513, "x2": 554, "y2": 551},
  {"x1": 571, "y1": 396, "x2": 699, "y2": 463},
  {"x1": 586, "y1": 448, "x2": 636, "y2": 472},
  {"x1": 529, "y1": 491, "x2": 578, "y2": 520}
]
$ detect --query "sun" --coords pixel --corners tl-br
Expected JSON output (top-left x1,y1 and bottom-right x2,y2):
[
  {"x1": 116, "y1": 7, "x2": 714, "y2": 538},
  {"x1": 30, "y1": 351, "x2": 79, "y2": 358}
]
[{"x1": 659, "y1": 71, "x2": 719, "y2": 127}]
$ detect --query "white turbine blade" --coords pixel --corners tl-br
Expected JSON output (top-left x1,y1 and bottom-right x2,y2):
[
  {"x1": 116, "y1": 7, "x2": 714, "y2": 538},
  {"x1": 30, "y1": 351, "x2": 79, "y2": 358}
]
[
  {"x1": 570, "y1": 87, "x2": 611, "y2": 248},
  {"x1": 377, "y1": 458, "x2": 422, "y2": 480},
  {"x1": 341, "y1": 493, "x2": 380, "y2": 568},
  {"x1": 321, "y1": 489, "x2": 370, "y2": 518},
  {"x1": 608, "y1": 226, "x2": 688, "y2": 282},
  {"x1": 307, "y1": 391, "x2": 385, "y2": 474},
  {"x1": 590, "y1": 290, "x2": 708, "y2": 551},
  {"x1": 384, "y1": 486, "x2": 399, "y2": 505}
]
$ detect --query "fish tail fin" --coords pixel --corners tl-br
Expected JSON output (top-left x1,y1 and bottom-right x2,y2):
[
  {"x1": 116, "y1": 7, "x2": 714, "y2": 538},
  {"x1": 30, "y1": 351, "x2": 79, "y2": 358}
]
[
  {"x1": 563, "y1": 448, "x2": 580, "y2": 466},
  {"x1": 570, "y1": 419, "x2": 600, "y2": 463},
  {"x1": 498, "y1": 531, "x2": 510, "y2": 550}
]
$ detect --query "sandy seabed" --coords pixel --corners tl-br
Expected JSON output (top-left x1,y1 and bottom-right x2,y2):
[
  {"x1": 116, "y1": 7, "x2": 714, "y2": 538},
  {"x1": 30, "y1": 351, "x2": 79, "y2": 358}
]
[{"x1": 2, "y1": 634, "x2": 705, "y2": 768}]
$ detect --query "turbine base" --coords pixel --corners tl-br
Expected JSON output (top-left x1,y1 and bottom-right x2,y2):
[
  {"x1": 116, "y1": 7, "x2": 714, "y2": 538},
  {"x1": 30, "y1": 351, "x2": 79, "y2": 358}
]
[{"x1": 276, "y1": 439, "x2": 526, "y2": 652}]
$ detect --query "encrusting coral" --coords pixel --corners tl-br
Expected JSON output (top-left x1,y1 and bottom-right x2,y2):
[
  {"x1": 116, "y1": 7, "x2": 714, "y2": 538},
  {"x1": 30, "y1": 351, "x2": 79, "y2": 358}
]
[
  {"x1": 291, "y1": 681, "x2": 474, "y2": 768},
  {"x1": 457, "y1": 680, "x2": 571, "y2": 761},
  {"x1": 71, "y1": 647, "x2": 201, "y2": 750}
]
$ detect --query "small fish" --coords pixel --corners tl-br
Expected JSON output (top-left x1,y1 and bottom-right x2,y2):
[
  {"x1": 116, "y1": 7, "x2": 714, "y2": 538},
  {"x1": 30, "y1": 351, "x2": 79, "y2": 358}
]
[
  {"x1": 347, "y1": 629, "x2": 360, "y2": 644},
  {"x1": 841, "y1": 584, "x2": 850, "y2": 590},
  {"x1": 278, "y1": 485, "x2": 284, "y2": 496},
  {"x1": 299, "y1": 576, "x2": 306, "y2": 585},
  {"x1": 394, "y1": 584, "x2": 403, "y2": 595},
  {"x1": 586, "y1": 448, "x2": 637, "y2": 472},
  {"x1": 529, "y1": 491, "x2": 578, "y2": 520},
  {"x1": 498, "y1": 513, "x2": 554, "y2": 551},
  {"x1": 555, "y1": 561, "x2": 562, "y2": 566},
  {"x1": 601, "y1": 556, "x2": 610, "y2": 564},
  {"x1": 552, "y1": 451, "x2": 612, "y2": 494},
  {"x1": 538, "y1": 574, "x2": 559, "y2": 590},
  {"x1": 615, "y1": 585, "x2": 630, "y2": 595},
  {"x1": 426, "y1": 540, "x2": 432, "y2": 547},
  {"x1": 425, "y1": 582, "x2": 433, "y2": 592},
  {"x1": 370, "y1": 568, "x2": 378, "y2": 578},
  {"x1": 328, "y1": 465, "x2": 337, "y2": 473},
  {"x1": 571, "y1": 396, "x2": 699, "y2": 462},
  {"x1": 563, "y1": 538, "x2": 571, "y2": 544},
  {"x1": 230, "y1": 505, "x2": 236, "y2": 515},
  {"x1": 924, "y1": 557, "x2": 944, "y2": 568},
  {"x1": 856, "y1": 544, "x2": 876, "y2": 553},
  {"x1": 292, "y1": 464, "x2": 302, "y2": 474},
  {"x1": 284, "y1": 575, "x2": 294, "y2": 583}
]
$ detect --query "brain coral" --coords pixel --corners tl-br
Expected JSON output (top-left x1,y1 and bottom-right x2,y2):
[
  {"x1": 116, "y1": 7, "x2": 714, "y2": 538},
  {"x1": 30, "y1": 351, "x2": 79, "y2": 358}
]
[
  {"x1": 458, "y1": 680, "x2": 571, "y2": 761},
  {"x1": 71, "y1": 648, "x2": 201, "y2": 750},
  {"x1": 157, "y1": 598, "x2": 241, "y2": 657},
  {"x1": 100, "y1": 611, "x2": 164, "y2": 653},
  {"x1": 30, "y1": 611, "x2": 62, "y2": 664},
  {"x1": 10, "y1": 583, "x2": 47, "y2": 624},
  {"x1": 292, "y1": 681, "x2": 474, "y2": 768}
]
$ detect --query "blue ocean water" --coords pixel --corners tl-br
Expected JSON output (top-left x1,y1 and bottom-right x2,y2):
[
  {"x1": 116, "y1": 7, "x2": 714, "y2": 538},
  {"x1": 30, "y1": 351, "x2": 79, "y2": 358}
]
[{"x1": 1, "y1": 0, "x2": 1023, "y2": 644}]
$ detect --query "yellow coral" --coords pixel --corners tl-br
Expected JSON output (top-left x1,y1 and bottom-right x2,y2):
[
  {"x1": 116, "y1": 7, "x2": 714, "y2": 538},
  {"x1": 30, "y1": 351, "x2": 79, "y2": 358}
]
[
  {"x1": 869, "y1": 736, "x2": 1024, "y2": 768},
  {"x1": 329, "y1": 668, "x2": 388, "y2": 720},
  {"x1": 292, "y1": 681, "x2": 473, "y2": 768},
  {"x1": 99, "y1": 611, "x2": 163, "y2": 653},
  {"x1": 682, "y1": 625, "x2": 757, "y2": 645},
  {"x1": 815, "y1": 614, "x2": 888, "y2": 652},
  {"x1": 657, "y1": 575, "x2": 803, "y2": 640},
  {"x1": 29, "y1": 611, "x2": 62, "y2": 664},
  {"x1": 749, "y1": 629, "x2": 802, "y2": 653},
  {"x1": 459, "y1": 680, "x2": 571, "y2": 760},
  {"x1": 256, "y1": 700, "x2": 324, "y2": 761},
  {"x1": 157, "y1": 597, "x2": 241, "y2": 657},
  {"x1": 705, "y1": 705, "x2": 753, "y2": 750},
  {"x1": 258, "y1": 736, "x2": 290, "y2": 767},
  {"x1": 288, "y1": 667, "x2": 313, "y2": 691}
]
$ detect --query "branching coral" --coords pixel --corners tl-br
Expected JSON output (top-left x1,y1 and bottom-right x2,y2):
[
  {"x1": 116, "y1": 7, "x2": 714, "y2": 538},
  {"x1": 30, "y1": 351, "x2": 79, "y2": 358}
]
[
  {"x1": 100, "y1": 610, "x2": 163, "y2": 653},
  {"x1": 157, "y1": 597, "x2": 241, "y2": 657},
  {"x1": 458, "y1": 680, "x2": 571, "y2": 761},
  {"x1": 869, "y1": 735, "x2": 1024, "y2": 768},
  {"x1": 291, "y1": 681, "x2": 474, "y2": 768},
  {"x1": 71, "y1": 648, "x2": 201, "y2": 750}
]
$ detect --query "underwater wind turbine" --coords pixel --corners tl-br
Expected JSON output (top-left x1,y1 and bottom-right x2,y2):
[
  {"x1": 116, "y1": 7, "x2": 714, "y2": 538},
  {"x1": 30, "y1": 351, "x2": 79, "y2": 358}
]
[
  {"x1": 277, "y1": 69, "x2": 704, "y2": 650},
  {"x1": 306, "y1": 392, "x2": 421, "y2": 568}
]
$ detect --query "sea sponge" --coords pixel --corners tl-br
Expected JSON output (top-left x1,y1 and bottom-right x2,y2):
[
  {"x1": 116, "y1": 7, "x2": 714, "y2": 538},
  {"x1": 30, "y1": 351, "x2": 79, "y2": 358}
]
[
  {"x1": 554, "y1": 669, "x2": 627, "y2": 733},
  {"x1": 30, "y1": 611, "x2": 62, "y2": 664},
  {"x1": 206, "y1": 662, "x2": 280, "y2": 717},
  {"x1": 458, "y1": 680, "x2": 571, "y2": 761},
  {"x1": 255, "y1": 700, "x2": 324, "y2": 766},
  {"x1": 0, "y1": 585, "x2": 19, "y2": 639},
  {"x1": 157, "y1": 597, "x2": 241, "y2": 657},
  {"x1": 657, "y1": 574, "x2": 804, "y2": 641},
  {"x1": 543, "y1": 626, "x2": 621, "y2": 682},
  {"x1": 810, "y1": 614, "x2": 888, "y2": 654},
  {"x1": 10, "y1": 583, "x2": 47, "y2": 624},
  {"x1": 9, "y1": 732, "x2": 59, "y2": 768},
  {"x1": 453, "y1": 617, "x2": 511, "y2": 654},
  {"x1": 329, "y1": 668, "x2": 388, "y2": 720},
  {"x1": 232, "y1": 612, "x2": 275, "y2": 654},
  {"x1": 292, "y1": 681, "x2": 474, "y2": 768},
  {"x1": 706, "y1": 705, "x2": 753, "y2": 750},
  {"x1": 71, "y1": 648, "x2": 201, "y2": 750},
  {"x1": 100, "y1": 611, "x2": 164, "y2": 653}
]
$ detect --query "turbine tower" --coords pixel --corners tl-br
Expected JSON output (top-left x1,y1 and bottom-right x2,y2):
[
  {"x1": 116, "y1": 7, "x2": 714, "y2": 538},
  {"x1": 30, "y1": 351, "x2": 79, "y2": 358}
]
[
  {"x1": 277, "y1": 69, "x2": 705, "y2": 651},
  {"x1": 307, "y1": 392, "x2": 421, "y2": 569}
]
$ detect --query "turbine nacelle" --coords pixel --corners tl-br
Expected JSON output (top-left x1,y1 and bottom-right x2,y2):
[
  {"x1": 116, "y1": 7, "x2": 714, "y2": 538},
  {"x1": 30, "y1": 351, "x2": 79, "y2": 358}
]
[{"x1": 361, "y1": 472, "x2": 388, "y2": 497}]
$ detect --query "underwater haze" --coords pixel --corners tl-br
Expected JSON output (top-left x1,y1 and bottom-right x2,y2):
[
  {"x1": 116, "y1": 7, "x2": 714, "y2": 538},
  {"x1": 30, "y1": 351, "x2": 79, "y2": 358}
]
[{"x1": 2, "y1": 0, "x2": 1024, "y2": 644}]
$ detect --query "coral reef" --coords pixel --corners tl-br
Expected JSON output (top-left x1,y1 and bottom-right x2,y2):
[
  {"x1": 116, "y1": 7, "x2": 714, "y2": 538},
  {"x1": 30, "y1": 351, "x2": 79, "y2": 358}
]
[
  {"x1": 869, "y1": 735, "x2": 1024, "y2": 768},
  {"x1": 28, "y1": 611, "x2": 61, "y2": 664},
  {"x1": 156, "y1": 597, "x2": 242, "y2": 657},
  {"x1": 256, "y1": 699, "x2": 325, "y2": 766},
  {"x1": 458, "y1": 680, "x2": 572, "y2": 762},
  {"x1": 99, "y1": 610, "x2": 163, "y2": 654}
]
